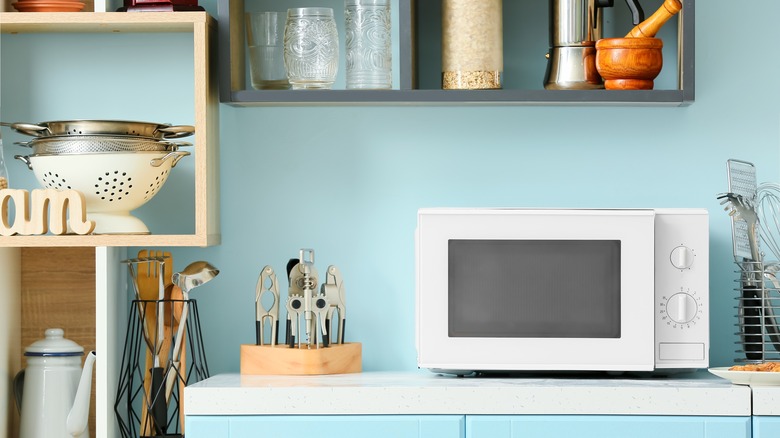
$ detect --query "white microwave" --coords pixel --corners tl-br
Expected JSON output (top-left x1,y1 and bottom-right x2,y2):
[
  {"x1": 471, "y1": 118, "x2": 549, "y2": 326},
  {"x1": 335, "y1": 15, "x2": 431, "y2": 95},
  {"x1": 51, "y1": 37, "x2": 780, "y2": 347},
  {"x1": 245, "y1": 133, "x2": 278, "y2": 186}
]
[{"x1": 415, "y1": 208, "x2": 709, "y2": 375}]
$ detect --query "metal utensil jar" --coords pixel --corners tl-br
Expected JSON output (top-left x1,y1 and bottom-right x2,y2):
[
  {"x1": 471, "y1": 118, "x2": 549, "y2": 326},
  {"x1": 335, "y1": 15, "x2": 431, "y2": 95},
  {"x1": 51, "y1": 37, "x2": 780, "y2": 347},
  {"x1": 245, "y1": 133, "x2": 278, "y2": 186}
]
[{"x1": 442, "y1": 0, "x2": 503, "y2": 90}]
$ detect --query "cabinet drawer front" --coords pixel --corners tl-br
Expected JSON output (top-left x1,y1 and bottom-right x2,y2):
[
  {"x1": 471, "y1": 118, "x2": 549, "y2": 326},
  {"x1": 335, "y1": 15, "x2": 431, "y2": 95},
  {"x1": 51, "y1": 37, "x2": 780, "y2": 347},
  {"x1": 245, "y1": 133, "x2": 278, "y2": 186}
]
[
  {"x1": 186, "y1": 416, "x2": 230, "y2": 438},
  {"x1": 753, "y1": 417, "x2": 780, "y2": 438},
  {"x1": 466, "y1": 415, "x2": 750, "y2": 438},
  {"x1": 187, "y1": 415, "x2": 464, "y2": 438}
]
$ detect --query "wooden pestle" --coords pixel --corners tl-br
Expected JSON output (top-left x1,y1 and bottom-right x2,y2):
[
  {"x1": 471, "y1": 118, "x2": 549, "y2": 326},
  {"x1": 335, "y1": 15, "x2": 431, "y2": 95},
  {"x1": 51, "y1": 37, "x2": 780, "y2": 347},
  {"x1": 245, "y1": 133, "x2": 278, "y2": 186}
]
[{"x1": 625, "y1": 0, "x2": 682, "y2": 38}]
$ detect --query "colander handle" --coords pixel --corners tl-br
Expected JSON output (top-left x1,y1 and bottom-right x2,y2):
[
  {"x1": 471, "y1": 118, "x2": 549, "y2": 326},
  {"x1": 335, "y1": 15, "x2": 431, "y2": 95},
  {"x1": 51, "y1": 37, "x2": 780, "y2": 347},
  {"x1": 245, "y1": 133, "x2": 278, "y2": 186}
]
[
  {"x1": 14, "y1": 155, "x2": 33, "y2": 170},
  {"x1": 156, "y1": 125, "x2": 195, "y2": 139},
  {"x1": 150, "y1": 151, "x2": 190, "y2": 168},
  {"x1": 8, "y1": 122, "x2": 51, "y2": 137}
]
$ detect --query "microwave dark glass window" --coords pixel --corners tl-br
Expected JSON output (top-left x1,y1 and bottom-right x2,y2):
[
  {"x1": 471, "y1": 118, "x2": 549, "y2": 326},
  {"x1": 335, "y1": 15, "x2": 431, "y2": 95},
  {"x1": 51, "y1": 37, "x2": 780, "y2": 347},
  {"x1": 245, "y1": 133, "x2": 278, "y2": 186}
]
[{"x1": 448, "y1": 240, "x2": 621, "y2": 338}]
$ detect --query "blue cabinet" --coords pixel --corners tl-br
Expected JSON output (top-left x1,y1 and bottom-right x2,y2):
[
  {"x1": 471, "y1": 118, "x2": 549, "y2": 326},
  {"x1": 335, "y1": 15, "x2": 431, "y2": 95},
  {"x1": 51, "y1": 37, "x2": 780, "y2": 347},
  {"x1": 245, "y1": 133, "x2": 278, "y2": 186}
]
[
  {"x1": 186, "y1": 414, "x2": 754, "y2": 438},
  {"x1": 466, "y1": 415, "x2": 751, "y2": 438},
  {"x1": 185, "y1": 415, "x2": 465, "y2": 438},
  {"x1": 753, "y1": 417, "x2": 780, "y2": 438}
]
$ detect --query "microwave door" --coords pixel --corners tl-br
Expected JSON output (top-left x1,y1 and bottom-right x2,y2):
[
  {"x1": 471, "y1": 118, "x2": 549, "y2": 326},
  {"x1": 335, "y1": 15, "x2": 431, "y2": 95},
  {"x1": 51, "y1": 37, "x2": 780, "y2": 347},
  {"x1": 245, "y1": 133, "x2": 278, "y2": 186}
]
[
  {"x1": 448, "y1": 239, "x2": 622, "y2": 340},
  {"x1": 416, "y1": 209, "x2": 656, "y2": 372}
]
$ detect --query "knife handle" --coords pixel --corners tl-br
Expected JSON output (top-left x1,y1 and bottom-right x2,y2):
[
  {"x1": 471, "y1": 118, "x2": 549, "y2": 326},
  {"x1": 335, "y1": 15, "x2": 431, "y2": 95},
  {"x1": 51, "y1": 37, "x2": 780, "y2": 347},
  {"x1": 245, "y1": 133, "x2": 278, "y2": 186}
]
[{"x1": 274, "y1": 319, "x2": 279, "y2": 345}]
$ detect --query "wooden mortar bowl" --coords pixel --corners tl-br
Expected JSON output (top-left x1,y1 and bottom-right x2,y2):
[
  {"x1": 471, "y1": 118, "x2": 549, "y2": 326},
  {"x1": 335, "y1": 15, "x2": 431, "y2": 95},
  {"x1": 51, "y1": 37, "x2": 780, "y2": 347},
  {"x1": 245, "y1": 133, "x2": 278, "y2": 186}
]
[{"x1": 595, "y1": 38, "x2": 663, "y2": 90}]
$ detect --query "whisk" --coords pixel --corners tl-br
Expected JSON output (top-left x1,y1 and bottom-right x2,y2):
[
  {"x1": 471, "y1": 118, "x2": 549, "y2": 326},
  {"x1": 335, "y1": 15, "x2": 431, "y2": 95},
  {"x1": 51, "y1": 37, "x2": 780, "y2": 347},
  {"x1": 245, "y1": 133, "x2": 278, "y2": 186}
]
[{"x1": 757, "y1": 182, "x2": 780, "y2": 262}]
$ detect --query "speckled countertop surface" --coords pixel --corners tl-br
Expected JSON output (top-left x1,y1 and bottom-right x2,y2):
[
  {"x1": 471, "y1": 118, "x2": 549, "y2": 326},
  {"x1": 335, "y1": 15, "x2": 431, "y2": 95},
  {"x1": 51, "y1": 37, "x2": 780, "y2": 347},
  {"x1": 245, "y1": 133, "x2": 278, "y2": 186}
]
[
  {"x1": 185, "y1": 371, "x2": 751, "y2": 416},
  {"x1": 752, "y1": 386, "x2": 780, "y2": 415}
]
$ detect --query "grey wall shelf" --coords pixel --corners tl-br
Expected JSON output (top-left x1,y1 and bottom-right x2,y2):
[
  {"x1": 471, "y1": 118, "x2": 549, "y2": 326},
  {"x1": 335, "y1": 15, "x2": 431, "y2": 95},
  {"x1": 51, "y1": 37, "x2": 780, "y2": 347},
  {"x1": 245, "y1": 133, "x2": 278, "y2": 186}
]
[{"x1": 218, "y1": 0, "x2": 694, "y2": 106}]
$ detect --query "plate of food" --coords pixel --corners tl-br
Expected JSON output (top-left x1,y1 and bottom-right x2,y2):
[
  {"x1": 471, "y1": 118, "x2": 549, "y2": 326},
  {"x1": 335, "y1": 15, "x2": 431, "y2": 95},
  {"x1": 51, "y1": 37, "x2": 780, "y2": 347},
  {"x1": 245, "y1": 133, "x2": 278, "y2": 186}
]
[{"x1": 709, "y1": 362, "x2": 780, "y2": 386}]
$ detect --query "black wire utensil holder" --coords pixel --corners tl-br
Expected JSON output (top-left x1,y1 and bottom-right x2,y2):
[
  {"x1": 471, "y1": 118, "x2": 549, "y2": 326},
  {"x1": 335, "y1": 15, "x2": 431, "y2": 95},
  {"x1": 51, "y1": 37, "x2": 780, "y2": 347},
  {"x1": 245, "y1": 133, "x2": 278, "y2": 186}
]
[
  {"x1": 734, "y1": 261, "x2": 780, "y2": 363},
  {"x1": 115, "y1": 299, "x2": 209, "y2": 438}
]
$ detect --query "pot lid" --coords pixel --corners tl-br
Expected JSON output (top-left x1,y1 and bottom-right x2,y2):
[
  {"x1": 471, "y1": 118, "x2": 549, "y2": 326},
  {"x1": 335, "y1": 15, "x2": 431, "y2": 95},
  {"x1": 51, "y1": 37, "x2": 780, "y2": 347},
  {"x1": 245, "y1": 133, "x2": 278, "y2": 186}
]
[{"x1": 24, "y1": 328, "x2": 84, "y2": 356}]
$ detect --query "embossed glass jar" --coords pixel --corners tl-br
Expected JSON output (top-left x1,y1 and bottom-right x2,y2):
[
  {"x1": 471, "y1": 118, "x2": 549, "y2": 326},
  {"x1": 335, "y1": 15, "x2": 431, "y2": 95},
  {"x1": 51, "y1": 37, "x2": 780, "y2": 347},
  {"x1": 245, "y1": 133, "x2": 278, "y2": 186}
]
[
  {"x1": 442, "y1": 0, "x2": 503, "y2": 90},
  {"x1": 345, "y1": 0, "x2": 392, "y2": 89},
  {"x1": 284, "y1": 7, "x2": 340, "y2": 90}
]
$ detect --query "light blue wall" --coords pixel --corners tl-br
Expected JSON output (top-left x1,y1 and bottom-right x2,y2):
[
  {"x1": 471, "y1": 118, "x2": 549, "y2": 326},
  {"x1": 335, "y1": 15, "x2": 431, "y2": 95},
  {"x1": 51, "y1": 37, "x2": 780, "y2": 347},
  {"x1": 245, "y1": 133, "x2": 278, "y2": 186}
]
[{"x1": 2, "y1": 0, "x2": 780, "y2": 374}]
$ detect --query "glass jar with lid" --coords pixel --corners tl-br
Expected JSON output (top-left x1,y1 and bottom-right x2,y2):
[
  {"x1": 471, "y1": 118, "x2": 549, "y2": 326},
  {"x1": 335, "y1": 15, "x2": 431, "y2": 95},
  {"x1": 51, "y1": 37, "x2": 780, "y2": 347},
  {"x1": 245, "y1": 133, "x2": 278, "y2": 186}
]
[{"x1": 442, "y1": 0, "x2": 503, "y2": 90}]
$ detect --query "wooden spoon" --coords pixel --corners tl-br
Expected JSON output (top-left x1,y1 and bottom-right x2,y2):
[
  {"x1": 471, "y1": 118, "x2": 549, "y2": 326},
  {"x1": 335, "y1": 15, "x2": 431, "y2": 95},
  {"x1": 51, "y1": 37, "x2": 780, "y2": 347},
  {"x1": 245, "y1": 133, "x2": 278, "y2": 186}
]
[{"x1": 625, "y1": 0, "x2": 682, "y2": 38}]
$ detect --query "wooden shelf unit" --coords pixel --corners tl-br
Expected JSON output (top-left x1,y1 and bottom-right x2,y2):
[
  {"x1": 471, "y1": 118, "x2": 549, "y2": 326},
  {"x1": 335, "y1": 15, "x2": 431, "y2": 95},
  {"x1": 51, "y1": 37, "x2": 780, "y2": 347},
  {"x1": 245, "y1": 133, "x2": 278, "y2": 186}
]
[
  {"x1": 0, "y1": 11, "x2": 220, "y2": 438},
  {"x1": 0, "y1": 11, "x2": 221, "y2": 248},
  {"x1": 218, "y1": 0, "x2": 694, "y2": 106}
]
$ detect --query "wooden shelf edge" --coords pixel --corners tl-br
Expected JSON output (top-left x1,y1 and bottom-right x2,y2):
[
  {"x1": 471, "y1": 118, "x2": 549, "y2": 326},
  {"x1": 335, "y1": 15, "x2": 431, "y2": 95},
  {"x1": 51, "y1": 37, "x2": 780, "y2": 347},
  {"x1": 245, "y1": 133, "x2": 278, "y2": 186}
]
[
  {"x1": 0, "y1": 11, "x2": 213, "y2": 33},
  {"x1": 0, "y1": 232, "x2": 221, "y2": 248}
]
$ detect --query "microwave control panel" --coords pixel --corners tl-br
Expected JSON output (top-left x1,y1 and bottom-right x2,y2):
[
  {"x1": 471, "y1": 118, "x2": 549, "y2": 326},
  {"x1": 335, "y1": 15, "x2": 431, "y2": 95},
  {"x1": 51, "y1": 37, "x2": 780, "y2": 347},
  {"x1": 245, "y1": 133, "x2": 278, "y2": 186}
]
[{"x1": 654, "y1": 209, "x2": 709, "y2": 369}]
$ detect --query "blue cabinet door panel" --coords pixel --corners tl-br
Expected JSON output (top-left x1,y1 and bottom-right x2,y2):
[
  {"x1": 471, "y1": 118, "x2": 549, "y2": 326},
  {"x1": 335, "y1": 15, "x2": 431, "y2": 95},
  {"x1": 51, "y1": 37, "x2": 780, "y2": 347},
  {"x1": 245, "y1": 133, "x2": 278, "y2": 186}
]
[
  {"x1": 467, "y1": 415, "x2": 750, "y2": 438},
  {"x1": 185, "y1": 416, "x2": 230, "y2": 438},
  {"x1": 223, "y1": 415, "x2": 464, "y2": 438},
  {"x1": 753, "y1": 417, "x2": 780, "y2": 438}
]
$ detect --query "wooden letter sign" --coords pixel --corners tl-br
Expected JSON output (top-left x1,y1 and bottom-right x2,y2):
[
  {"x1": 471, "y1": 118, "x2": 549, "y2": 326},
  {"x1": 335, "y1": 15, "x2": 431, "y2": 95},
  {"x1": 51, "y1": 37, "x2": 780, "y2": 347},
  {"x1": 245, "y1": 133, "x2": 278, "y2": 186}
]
[{"x1": 0, "y1": 189, "x2": 95, "y2": 236}]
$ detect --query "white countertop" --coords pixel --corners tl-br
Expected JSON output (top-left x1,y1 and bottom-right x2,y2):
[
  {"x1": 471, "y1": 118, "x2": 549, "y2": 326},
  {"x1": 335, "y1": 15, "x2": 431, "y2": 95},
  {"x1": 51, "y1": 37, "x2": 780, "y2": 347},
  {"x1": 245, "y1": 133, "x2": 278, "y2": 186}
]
[
  {"x1": 185, "y1": 371, "x2": 751, "y2": 416},
  {"x1": 752, "y1": 386, "x2": 780, "y2": 416}
]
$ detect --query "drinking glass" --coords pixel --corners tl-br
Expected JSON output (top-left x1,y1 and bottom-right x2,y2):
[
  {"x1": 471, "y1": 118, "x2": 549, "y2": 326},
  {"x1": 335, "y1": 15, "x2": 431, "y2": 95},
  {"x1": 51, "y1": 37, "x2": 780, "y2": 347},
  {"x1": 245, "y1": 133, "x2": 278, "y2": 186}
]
[
  {"x1": 284, "y1": 8, "x2": 339, "y2": 90},
  {"x1": 246, "y1": 11, "x2": 290, "y2": 90},
  {"x1": 345, "y1": 0, "x2": 392, "y2": 89}
]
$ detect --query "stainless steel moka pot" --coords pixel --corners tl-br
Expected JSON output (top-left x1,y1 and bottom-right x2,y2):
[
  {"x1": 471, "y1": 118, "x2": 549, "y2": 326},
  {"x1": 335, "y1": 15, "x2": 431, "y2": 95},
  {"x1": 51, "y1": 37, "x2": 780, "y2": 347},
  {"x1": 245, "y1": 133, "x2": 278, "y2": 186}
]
[{"x1": 545, "y1": 0, "x2": 644, "y2": 90}]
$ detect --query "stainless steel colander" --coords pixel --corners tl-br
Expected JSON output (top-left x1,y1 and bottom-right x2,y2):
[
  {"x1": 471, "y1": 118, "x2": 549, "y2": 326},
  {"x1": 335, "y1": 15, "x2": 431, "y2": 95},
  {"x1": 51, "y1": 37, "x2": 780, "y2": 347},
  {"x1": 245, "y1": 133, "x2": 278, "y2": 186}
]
[
  {"x1": 15, "y1": 135, "x2": 191, "y2": 155},
  {"x1": 6, "y1": 120, "x2": 195, "y2": 139}
]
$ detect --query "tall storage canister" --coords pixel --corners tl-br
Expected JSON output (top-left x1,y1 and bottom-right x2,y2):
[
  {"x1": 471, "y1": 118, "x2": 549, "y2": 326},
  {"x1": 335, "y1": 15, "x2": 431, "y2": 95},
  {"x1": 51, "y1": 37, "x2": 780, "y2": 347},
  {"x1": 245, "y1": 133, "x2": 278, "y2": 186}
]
[{"x1": 442, "y1": 0, "x2": 503, "y2": 90}]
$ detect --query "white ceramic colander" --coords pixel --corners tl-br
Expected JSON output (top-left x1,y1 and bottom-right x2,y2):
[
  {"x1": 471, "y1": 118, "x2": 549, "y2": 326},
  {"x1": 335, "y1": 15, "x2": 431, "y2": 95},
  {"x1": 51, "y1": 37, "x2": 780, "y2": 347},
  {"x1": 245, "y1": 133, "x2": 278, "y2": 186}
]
[{"x1": 16, "y1": 151, "x2": 189, "y2": 234}]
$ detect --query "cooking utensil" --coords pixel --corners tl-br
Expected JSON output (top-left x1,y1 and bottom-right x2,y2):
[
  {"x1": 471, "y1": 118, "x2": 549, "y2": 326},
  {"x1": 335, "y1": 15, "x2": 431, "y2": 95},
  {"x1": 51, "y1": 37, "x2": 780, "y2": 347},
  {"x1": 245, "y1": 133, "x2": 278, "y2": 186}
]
[
  {"x1": 322, "y1": 265, "x2": 347, "y2": 345},
  {"x1": 625, "y1": 0, "x2": 682, "y2": 38},
  {"x1": 725, "y1": 160, "x2": 763, "y2": 360},
  {"x1": 136, "y1": 251, "x2": 168, "y2": 436},
  {"x1": 757, "y1": 184, "x2": 780, "y2": 356},
  {"x1": 313, "y1": 293, "x2": 330, "y2": 348},
  {"x1": 15, "y1": 135, "x2": 191, "y2": 155},
  {"x1": 727, "y1": 160, "x2": 759, "y2": 261},
  {"x1": 758, "y1": 182, "x2": 780, "y2": 262},
  {"x1": 4, "y1": 120, "x2": 194, "y2": 140},
  {"x1": 724, "y1": 160, "x2": 761, "y2": 353},
  {"x1": 255, "y1": 265, "x2": 280, "y2": 346},
  {"x1": 594, "y1": 37, "x2": 664, "y2": 90},
  {"x1": 285, "y1": 295, "x2": 303, "y2": 348},
  {"x1": 15, "y1": 150, "x2": 188, "y2": 234},
  {"x1": 545, "y1": 0, "x2": 644, "y2": 90},
  {"x1": 165, "y1": 261, "x2": 219, "y2": 402},
  {"x1": 288, "y1": 249, "x2": 319, "y2": 347}
]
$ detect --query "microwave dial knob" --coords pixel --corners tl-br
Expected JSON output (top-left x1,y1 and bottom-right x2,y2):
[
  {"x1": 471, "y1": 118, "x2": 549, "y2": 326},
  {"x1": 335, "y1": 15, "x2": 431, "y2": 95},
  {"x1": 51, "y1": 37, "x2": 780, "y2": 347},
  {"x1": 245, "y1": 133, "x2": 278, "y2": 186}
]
[
  {"x1": 666, "y1": 293, "x2": 698, "y2": 324},
  {"x1": 670, "y1": 246, "x2": 695, "y2": 269}
]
